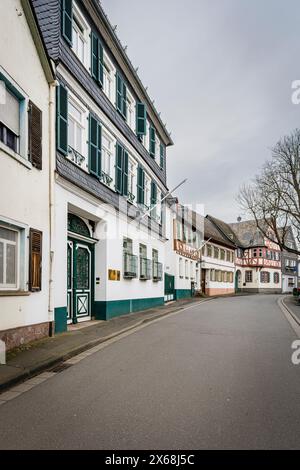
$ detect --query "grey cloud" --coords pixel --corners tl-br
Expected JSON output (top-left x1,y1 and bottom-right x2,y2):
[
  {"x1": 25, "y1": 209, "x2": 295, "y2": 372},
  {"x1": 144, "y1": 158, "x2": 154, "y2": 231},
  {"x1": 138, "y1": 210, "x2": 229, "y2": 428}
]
[{"x1": 102, "y1": 0, "x2": 300, "y2": 222}]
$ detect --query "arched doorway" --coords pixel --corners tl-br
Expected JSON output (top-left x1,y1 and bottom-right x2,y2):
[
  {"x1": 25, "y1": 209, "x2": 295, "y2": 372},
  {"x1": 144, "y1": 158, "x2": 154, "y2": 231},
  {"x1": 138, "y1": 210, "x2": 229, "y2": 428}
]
[
  {"x1": 235, "y1": 270, "x2": 242, "y2": 293},
  {"x1": 67, "y1": 214, "x2": 95, "y2": 324}
]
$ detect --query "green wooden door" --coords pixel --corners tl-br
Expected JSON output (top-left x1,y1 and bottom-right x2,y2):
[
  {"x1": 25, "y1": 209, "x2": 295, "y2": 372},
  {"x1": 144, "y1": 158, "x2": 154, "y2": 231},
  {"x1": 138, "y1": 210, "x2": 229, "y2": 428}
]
[
  {"x1": 164, "y1": 273, "x2": 175, "y2": 301},
  {"x1": 67, "y1": 239, "x2": 92, "y2": 324}
]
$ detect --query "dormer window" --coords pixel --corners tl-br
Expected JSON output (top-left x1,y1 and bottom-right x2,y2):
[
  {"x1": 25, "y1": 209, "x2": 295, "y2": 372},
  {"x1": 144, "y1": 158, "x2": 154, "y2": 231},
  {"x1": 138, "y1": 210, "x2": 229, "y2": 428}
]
[{"x1": 71, "y1": 3, "x2": 91, "y2": 69}]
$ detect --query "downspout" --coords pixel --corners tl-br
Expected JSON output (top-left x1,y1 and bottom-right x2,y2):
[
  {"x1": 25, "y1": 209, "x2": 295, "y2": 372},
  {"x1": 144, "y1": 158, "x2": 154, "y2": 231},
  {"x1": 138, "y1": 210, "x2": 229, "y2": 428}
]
[{"x1": 48, "y1": 77, "x2": 56, "y2": 336}]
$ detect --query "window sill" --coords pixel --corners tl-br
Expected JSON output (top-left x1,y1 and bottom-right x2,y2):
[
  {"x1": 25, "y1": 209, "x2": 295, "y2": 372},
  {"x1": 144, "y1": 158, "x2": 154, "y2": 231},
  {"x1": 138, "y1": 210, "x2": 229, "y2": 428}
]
[
  {"x1": 0, "y1": 142, "x2": 32, "y2": 170},
  {"x1": 0, "y1": 290, "x2": 30, "y2": 297}
]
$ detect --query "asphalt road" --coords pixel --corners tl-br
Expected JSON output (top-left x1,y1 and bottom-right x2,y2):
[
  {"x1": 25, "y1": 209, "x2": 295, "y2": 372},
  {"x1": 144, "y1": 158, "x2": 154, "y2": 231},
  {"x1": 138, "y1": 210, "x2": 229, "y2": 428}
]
[{"x1": 0, "y1": 294, "x2": 299, "y2": 450}]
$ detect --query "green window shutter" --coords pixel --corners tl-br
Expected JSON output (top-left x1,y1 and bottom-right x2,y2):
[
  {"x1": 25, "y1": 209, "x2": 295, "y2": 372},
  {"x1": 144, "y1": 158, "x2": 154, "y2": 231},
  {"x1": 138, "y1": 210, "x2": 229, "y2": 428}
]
[
  {"x1": 91, "y1": 33, "x2": 98, "y2": 81},
  {"x1": 116, "y1": 72, "x2": 127, "y2": 119},
  {"x1": 89, "y1": 114, "x2": 101, "y2": 177},
  {"x1": 160, "y1": 143, "x2": 165, "y2": 170},
  {"x1": 123, "y1": 151, "x2": 129, "y2": 197},
  {"x1": 136, "y1": 103, "x2": 146, "y2": 136},
  {"x1": 151, "y1": 181, "x2": 157, "y2": 207},
  {"x1": 61, "y1": 0, "x2": 73, "y2": 46},
  {"x1": 91, "y1": 33, "x2": 103, "y2": 85},
  {"x1": 115, "y1": 142, "x2": 123, "y2": 194},
  {"x1": 98, "y1": 40, "x2": 104, "y2": 86},
  {"x1": 115, "y1": 144, "x2": 129, "y2": 196},
  {"x1": 56, "y1": 84, "x2": 68, "y2": 155},
  {"x1": 122, "y1": 81, "x2": 127, "y2": 119},
  {"x1": 137, "y1": 166, "x2": 145, "y2": 205},
  {"x1": 149, "y1": 126, "x2": 156, "y2": 158}
]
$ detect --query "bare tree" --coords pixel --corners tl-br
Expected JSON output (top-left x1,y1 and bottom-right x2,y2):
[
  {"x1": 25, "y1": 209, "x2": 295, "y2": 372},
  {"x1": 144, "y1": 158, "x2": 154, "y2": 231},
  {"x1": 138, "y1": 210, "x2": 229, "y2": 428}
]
[{"x1": 238, "y1": 128, "x2": 300, "y2": 255}]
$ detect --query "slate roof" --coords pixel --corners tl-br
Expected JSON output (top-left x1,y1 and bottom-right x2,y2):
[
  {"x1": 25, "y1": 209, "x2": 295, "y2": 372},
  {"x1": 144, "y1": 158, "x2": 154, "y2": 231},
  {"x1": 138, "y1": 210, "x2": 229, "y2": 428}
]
[
  {"x1": 207, "y1": 215, "x2": 241, "y2": 246},
  {"x1": 204, "y1": 217, "x2": 236, "y2": 249},
  {"x1": 228, "y1": 220, "x2": 266, "y2": 248}
]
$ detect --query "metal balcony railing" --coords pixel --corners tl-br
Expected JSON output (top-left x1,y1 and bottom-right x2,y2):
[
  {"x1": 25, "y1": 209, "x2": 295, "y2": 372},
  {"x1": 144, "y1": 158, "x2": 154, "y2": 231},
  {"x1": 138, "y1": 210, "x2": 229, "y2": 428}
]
[
  {"x1": 140, "y1": 257, "x2": 151, "y2": 280},
  {"x1": 100, "y1": 171, "x2": 113, "y2": 187},
  {"x1": 123, "y1": 253, "x2": 138, "y2": 279},
  {"x1": 127, "y1": 191, "x2": 135, "y2": 203},
  {"x1": 153, "y1": 261, "x2": 163, "y2": 281},
  {"x1": 68, "y1": 146, "x2": 85, "y2": 167}
]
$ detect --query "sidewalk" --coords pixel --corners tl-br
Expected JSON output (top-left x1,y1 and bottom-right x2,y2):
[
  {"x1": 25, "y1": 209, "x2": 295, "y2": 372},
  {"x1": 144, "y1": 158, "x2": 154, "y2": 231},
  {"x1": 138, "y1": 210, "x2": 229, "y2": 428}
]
[
  {"x1": 0, "y1": 297, "x2": 209, "y2": 393},
  {"x1": 282, "y1": 295, "x2": 300, "y2": 325}
]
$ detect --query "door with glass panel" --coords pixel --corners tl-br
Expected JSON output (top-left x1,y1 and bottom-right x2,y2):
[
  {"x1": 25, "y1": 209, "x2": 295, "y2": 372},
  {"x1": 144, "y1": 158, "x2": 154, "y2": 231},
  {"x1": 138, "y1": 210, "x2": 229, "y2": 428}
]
[
  {"x1": 67, "y1": 239, "x2": 92, "y2": 324},
  {"x1": 0, "y1": 226, "x2": 18, "y2": 290}
]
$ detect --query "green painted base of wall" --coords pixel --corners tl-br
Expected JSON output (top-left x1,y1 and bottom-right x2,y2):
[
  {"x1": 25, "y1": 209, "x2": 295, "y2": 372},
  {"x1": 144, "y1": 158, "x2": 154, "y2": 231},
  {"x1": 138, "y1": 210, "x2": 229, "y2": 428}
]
[
  {"x1": 175, "y1": 289, "x2": 193, "y2": 300},
  {"x1": 93, "y1": 297, "x2": 164, "y2": 321},
  {"x1": 54, "y1": 307, "x2": 68, "y2": 334}
]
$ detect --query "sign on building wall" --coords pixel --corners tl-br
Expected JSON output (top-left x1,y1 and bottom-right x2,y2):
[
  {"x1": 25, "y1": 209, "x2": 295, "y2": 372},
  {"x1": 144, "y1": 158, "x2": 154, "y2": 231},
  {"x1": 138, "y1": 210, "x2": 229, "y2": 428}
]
[
  {"x1": 108, "y1": 270, "x2": 121, "y2": 281},
  {"x1": 174, "y1": 240, "x2": 199, "y2": 261}
]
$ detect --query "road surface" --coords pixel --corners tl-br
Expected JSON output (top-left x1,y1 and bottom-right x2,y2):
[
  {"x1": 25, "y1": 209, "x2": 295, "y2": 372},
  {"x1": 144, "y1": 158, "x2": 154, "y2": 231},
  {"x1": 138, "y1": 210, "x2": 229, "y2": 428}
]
[{"x1": 0, "y1": 294, "x2": 299, "y2": 449}]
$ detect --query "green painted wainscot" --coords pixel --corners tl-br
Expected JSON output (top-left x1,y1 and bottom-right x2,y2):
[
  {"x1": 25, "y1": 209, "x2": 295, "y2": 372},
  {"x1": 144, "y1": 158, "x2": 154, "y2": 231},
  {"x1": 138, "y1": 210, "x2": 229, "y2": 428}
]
[
  {"x1": 94, "y1": 297, "x2": 164, "y2": 321},
  {"x1": 175, "y1": 289, "x2": 193, "y2": 300},
  {"x1": 54, "y1": 307, "x2": 68, "y2": 334}
]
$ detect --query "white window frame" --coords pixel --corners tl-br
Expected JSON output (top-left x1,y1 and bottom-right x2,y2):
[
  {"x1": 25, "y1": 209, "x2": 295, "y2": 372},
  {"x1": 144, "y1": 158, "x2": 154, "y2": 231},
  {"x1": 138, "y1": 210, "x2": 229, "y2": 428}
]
[
  {"x1": 126, "y1": 89, "x2": 136, "y2": 132},
  {"x1": 128, "y1": 156, "x2": 137, "y2": 200},
  {"x1": 179, "y1": 257, "x2": 183, "y2": 278},
  {"x1": 0, "y1": 225, "x2": 20, "y2": 290},
  {"x1": 155, "y1": 135, "x2": 160, "y2": 163},
  {"x1": 155, "y1": 187, "x2": 162, "y2": 224},
  {"x1": 71, "y1": 2, "x2": 91, "y2": 70},
  {"x1": 0, "y1": 66, "x2": 29, "y2": 167},
  {"x1": 144, "y1": 174, "x2": 151, "y2": 209},
  {"x1": 67, "y1": 92, "x2": 89, "y2": 169},
  {"x1": 190, "y1": 261, "x2": 194, "y2": 280},
  {"x1": 185, "y1": 259, "x2": 189, "y2": 279},
  {"x1": 103, "y1": 51, "x2": 115, "y2": 103},
  {"x1": 142, "y1": 119, "x2": 150, "y2": 149},
  {"x1": 101, "y1": 129, "x2": 114, "y2": 183}
]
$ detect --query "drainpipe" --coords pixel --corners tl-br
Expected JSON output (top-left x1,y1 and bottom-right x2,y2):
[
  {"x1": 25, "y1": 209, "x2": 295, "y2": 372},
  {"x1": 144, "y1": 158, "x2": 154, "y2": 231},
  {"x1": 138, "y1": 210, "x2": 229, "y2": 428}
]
[{"x1": 48, "y1": 78, "x2": 56, "y2": 336}]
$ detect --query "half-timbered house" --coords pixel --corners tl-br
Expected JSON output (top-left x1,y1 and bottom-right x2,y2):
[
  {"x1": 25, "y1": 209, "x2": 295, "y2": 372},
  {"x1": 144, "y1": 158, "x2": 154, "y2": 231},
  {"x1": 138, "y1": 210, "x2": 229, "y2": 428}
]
[{"x1": 228, "y1": 220, "x2": 282, "y2": 293}]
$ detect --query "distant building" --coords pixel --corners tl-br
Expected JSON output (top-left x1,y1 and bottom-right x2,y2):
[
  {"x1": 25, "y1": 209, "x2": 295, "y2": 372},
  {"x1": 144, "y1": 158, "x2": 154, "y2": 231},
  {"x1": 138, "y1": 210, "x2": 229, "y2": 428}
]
[
  {"x1": 279, "y1": 227, "x2": 298, "y2": 293},
  {"x1": 164, "y1": 202, "x2": 203, "y2": 301},
  {"x1": 228, "y1": 220, "x2": 282, "y2": 294},
  {"x1": 201, "y1": 216, "x2": 236, "y2": 296}
]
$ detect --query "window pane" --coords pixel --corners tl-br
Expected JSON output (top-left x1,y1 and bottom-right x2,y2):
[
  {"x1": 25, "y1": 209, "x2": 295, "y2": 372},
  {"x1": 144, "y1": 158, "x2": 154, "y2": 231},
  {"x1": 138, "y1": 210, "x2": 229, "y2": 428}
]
[
  {"x1": 6, "y1": 127, "x2": 17, "y2": 152},
  {"x1": 6, "y1": 243, "x2": 16, "y2": 284},
  {"x1": 69, "y1": 102, "x2": 82, "y2": 122},
  {"x1": 0, "y1": 227, "x2": 17, "y2": 242},
  {"x1": 78, "y1": 37, "x2": 85, "y2": 62},
  {"x1": 76, "y1": 125, "x2": 82, "y2": 153},
  {"x1": 0, "y1": 88, "x2": 20, "y2": 135},
  {"x1": 68, "y1": 119, "x2": 75, "y2": 148},
  {"x1": 0, "y1": 242, "x2": 3, "y2": 284}
]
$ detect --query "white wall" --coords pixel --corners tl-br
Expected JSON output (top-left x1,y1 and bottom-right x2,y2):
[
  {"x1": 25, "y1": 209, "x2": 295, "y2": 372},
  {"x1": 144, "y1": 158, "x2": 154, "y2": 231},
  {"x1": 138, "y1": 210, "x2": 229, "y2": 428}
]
[
  {"x1": 53, "y1": 180, "x2": 165, "y2": 312},
  {"x1": 0, "y1": 0, "x2": 51, "y2": 331},
  {"x1": 201, "y1": 244, "x2": 235, "y2": 293},
  {"x1": 282, "y1": 275, "x2": 296, "y2": 293},
  {"x1": 237, "y1": 267, "x2": 282, "y2": 291}
]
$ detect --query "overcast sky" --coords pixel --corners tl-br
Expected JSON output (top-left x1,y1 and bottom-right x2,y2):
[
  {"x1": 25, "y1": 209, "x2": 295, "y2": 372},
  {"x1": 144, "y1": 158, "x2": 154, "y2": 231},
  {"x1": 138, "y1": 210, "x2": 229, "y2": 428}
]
[{"x1": 102, "y1": 0, "x2": 300, "y2": 222}]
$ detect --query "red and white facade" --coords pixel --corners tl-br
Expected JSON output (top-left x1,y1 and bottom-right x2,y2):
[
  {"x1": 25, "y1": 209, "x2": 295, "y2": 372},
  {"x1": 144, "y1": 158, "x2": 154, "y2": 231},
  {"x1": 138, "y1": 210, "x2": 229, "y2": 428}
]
[{"x1": 235, "y1": 238, "x2": 282, "y2": 293}]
